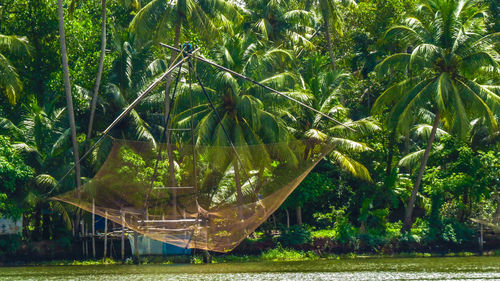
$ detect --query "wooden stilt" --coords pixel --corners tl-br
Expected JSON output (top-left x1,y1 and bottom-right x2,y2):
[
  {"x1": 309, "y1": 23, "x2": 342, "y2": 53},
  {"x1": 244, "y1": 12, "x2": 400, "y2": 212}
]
[
  {"x1": 146, "y1": 214, "x2": 150, "y2": 255},
  {"x1": 205, "y1": 215, "x2": 211, "y2": 263},
  {"x1": 121, "y1": 213, "x2": 125, "y2": 261},
  {"x1": 103, "y1": 211, "x2": 108, "y2": 259},
  {"x1": 479, "y1": 223, "x2": 484, "y2": 254},
  {"x1": 133, "y1": 232, "x2": 139, "y2": 264},
  {"x1": 92, "y1": 199, "x2": 96, "y2": 258},
  {"x1": 84, "y1": 222, "x2": 89, "y2": 258},
  {"x1": 81, "y1": 220, "x2": 85, "y2": 257}
]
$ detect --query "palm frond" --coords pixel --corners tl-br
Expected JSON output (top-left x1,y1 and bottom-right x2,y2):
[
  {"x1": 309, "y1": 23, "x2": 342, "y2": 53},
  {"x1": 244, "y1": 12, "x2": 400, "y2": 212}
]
[
  {"x1": 329, "y1": 137, "x2": 372, "y2": 153},
  {"x1": 375, "y1": 53, "x2": 411, "y2": 79},
  {"x1": 0, "y1": 53, "x2": 22, "y2": 104},
  {"x1": 398, "y1": 149, "x2": 425, "y2": 170},
  {"x1": 329, "y1": 151, "x2": 372, "y2": 182}
]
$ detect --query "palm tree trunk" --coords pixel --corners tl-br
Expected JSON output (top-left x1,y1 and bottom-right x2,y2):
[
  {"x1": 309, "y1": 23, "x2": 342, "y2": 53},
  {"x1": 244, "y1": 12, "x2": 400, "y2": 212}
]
[
  {"x1": 323, "y1": 18, "x2": 344, "y2": 105},
  {"x1": 303, "y1": 145, "x2": 311, "y2": 161},
  {"x1": 164, "y1": 21, "x2": 181, "y2": 116},
  {"x1": 402, "y1": 112, "x2": 440, "y2": 232},
  {"x1": 57, "y1": 0, "x2": 82, "y2": 192},
  {"x1": 324, "y1": 17, "x2": 336, "y2": 70},
  {"x1": 385, "y1": 130, "x2": 396, "y2": 178},
  {"x1": 285, "y1": 209, "x2": 290, "y2": 228},
  {"x1": 87, "y1": 0, "x2": 107, "y2": 140},
  {"x1": 234, "y1": 160, "x2": 243, "y2": 219},
  {"x1": 42, "y1": 208, "x2": 51, "y2": 240},
  {"x1": 296, "y1": 206, "x2": 303, "y2": 225},
  {"x1": 34, "y1": 205, "x2": 42, "y2": 241}
]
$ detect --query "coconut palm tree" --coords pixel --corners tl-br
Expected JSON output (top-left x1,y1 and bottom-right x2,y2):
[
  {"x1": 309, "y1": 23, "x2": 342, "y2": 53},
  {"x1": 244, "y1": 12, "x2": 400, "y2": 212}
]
[
  {"x1": 246, "y1": 0, "x2": 314, "y2": 50},
  {"x1": 0, "y1": 34, "x2": 31, "y2": 104},
  {"x1": 57, "y1": 0, "x2": 82, "y2": 191},
  {"x1": 95, "y1": 35, "x2": 161, "y2": 144},
  {"x1": 371, "y1": 0, "x2": 500, "y2": 231},
  {"x1": 281, "y1": 54, "x2": 379, "y2": 222},
  {"x1": 306, "y1": 0, "x2": 357, "y2": 70},
  {"x1": 69, "y1": 0, "x2": 141, "y2": 141},
  {"x1": 0, "y1": 99, "x2": 79, "y2": 240},
  {"x1": 128, "y1": 0, "x2": 243, "y2": 195},
  {"x1": 286, "y1": 54, "x2": 377, "y2": 180},
  {"x1": 129, "y1": 0, "x2": 242, "y2": 115},
  {"x1": 86, "y1": 0, "x2": 108, "y2": 141},
  {"x1": 165, "y1": 33, "x2": 297, "y2": 214}
]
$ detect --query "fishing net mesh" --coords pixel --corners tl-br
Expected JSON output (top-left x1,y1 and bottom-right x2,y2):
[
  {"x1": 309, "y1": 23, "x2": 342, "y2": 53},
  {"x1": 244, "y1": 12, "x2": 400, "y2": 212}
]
[{"x1": 54, "y1": 138, "x2": 333, "y2": 252}]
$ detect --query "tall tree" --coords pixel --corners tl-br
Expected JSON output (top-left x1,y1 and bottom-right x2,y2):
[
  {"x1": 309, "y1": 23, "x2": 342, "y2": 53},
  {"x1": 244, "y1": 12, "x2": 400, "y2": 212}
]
[
  {"x1": 57, "y1": 0, "x2": 82, "y2": 191},
  {"x1": 129, "y1": 0, "x2": 242, "y2": 193},
  {"x1": 86, "y1": 0, "x2": 107, "y2": 140},
  {"x1": 307, "y1": 0, "x2": 356, "y2": 70},
  {"x1": 372, "y1": 0, "x2": 500, "y2": 231},
  {"x1": 170, "y1": 33, "x2": 296, "y2": 212}
]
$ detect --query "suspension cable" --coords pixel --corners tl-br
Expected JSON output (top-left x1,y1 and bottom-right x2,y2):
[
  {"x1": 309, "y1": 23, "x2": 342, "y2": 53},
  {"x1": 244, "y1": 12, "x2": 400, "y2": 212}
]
[
  {"x1": 48, "y1": 47, "x2": 198, "y2": 197},
  {"x1": 160, "y1": 43, "x2": 354, "y2": 131},
  {"x1": 144, "y1": 59, "x2": 185, "y2": 212},
  {"x1": 187, "y1": 59, "x2": 258, "y2": 214}
]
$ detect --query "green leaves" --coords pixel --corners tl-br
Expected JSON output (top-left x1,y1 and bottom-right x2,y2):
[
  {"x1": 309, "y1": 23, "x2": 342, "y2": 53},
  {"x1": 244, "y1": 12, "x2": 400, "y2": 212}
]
[
  {"x1": 329, "y1": 151, "x2": 372, "y2": 182},
  {"x1": 373, "y1": 0, "x2": 500, "y2": 138},
  {"x1": 0, "y1": 136, "x2": 34, "y2": 218}
]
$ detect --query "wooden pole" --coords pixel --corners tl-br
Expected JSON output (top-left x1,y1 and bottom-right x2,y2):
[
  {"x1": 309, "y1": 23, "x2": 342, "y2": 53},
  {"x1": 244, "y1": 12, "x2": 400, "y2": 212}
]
[
  {"x1": 92, "y1": 199, "x2": 96, "y2": 258},
  {"x1": 85, "y1": 223, "x2": 89, "y2": 258},
  {"x1": 146, "y1": 214, "x2": 151, "y2": 255},
  {"x1": 55, "y1": 49, "x2": 199, "y2": 189},
  {"x1": 103, "y1": 211, "x2": 108, "y2": 259},
  {"x1": 133, "y1": 232, "x2": 139, "y2": 264},
  {"x1": 121, "y1": 212, "x2": 125, "y2": 261},
  {"x1": 480, "y1": 223, "x2": 484, "y2": 255},
  {"x1": 81, "y1": 220, "x2": 85, "y2": 257}
]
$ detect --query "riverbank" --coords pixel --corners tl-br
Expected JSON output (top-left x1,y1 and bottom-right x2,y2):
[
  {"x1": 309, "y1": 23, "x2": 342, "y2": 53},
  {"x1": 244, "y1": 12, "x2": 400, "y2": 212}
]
[
  {"x1": 2, "y1": 223, "x2": 499, "y2": 266},
  {"x1": 5, "y1": 247, "x2": 499, "y2": 267}
]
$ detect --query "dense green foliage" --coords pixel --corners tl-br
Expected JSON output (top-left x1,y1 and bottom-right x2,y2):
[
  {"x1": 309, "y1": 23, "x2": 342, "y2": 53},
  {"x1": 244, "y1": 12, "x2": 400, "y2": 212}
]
[{"x1": 0, "y1": 0, "x2": 498, "y2": 260}]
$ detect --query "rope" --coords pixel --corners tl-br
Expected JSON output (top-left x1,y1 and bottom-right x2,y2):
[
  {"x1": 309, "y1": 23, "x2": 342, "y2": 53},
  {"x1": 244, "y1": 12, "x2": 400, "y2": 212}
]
[
  {"x1": 160, "y1": 43, "x2": 354, "y2": 131},
  {"x1": 48, "y1": 47, "x2": 197, "y2": 198},
  {"x1": 188, "y1": 59, "x2": 258, "y2": 218},
  {"x1": 144, "y1": 59, "x2": 185, "y2": 211}
]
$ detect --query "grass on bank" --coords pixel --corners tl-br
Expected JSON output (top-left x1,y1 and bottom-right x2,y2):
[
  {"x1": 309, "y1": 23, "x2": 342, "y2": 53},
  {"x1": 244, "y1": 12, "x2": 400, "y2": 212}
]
[{"x1": 21, "y1": 248, "x2": 499, "y2": 267}]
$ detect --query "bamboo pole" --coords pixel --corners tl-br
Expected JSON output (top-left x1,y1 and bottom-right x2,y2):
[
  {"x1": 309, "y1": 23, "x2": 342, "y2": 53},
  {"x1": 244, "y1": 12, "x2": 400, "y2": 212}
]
[{"x1": 54, "y1": 49, "x2": 199, "y2": 189}]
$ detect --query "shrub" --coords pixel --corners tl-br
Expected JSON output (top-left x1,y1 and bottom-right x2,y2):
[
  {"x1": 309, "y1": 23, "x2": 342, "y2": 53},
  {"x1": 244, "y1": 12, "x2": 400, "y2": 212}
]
[
  {"x1": 261, "y1": 244, "x2": 318, "y2": 261},
  {"x1": 311, "y1": 229, "x2": 337, "y2": 239},
  {"x1": 277, "y1": 225, "x2": 312, "y2": 246},
  {"x1": 0, "y1": 234, "x2": 21, "y2": 257}
]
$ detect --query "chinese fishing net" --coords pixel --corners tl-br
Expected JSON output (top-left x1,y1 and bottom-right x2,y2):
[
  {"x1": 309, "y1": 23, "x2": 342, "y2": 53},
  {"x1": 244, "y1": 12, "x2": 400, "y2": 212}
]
[{"x1": 54, "y1": 137, "x2": 334, "y2": 252}]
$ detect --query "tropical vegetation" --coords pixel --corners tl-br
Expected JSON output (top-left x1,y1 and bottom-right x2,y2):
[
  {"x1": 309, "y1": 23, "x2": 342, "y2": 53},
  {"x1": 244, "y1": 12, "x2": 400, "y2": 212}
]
[{"x1": 0, "y1": 0, "x2": 498, "y2": 261}]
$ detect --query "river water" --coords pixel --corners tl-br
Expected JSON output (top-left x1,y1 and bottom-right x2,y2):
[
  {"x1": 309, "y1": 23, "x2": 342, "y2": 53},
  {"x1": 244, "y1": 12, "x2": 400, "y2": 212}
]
[{"x1": 1, "y1": 256, "x2": 499, "y2": 280}]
